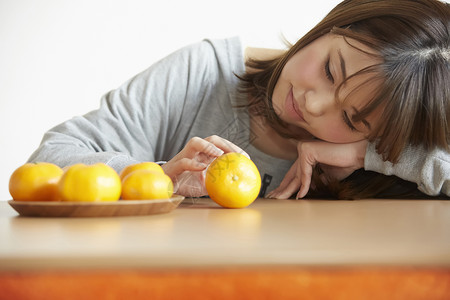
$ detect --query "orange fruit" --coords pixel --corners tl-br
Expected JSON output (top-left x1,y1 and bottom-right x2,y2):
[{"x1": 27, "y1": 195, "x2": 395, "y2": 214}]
[
  {"x1": 119, "y1": 162, "x2": 164, "y2": 181},
  {"x1": 9, "y1": 162, "x2": 64, "y2": 201},
  {"x1": 121, "y1": 170, "x2": 174, "y2": 200},
  {"x1": 205, "y1": 152, "x2": 261, "y2": 208},
  {"x1": 58, "y1": 163, "x2": 121, "y2": 202}
]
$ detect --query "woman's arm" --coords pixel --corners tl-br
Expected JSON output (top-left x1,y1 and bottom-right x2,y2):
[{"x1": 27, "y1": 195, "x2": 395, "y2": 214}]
[
  {"x1": 268, "y1": 140, "x2": 450, "y2": 198},
  {"x1": 28, "y1": 40, "x2": 212, "y2": 172},
  {"x1": 365, "y1": 143, "x2": 450, "y2": 196},
  {"x1": 267, "y1": 140, "x2": 367, "y2": 199},
  {"x1": 27, "y1": 38, "x2": 248, "y2": 197}
]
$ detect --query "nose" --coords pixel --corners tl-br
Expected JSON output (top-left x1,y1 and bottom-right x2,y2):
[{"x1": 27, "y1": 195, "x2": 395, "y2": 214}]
[{"x1": 304, "y1": 90, "x2": 336, "y2": 117}]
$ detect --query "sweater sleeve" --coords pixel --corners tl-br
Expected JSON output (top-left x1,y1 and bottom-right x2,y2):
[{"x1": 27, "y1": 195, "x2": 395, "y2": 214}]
[
  {"x1": 364, "y1": 143, "x2": 450, "y2": 197},
  {"x1": 27, "y1": 40, "x2": 215, "y2": 173}
]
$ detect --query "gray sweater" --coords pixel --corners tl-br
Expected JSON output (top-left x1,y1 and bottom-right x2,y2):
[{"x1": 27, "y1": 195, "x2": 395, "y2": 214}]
[{"x1": 28, "y1": 37, "x2": 450, "y2": 197}]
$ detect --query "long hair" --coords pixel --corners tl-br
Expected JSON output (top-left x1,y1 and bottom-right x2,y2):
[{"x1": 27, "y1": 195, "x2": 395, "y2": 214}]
[{"x1": 239, "y1": 0, "x2": 450, "y2": 199}]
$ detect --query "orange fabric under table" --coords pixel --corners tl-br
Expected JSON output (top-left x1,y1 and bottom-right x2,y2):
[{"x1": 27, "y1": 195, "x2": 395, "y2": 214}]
[{"x1": 1, "y1": 267, "x2": 450, "y2": 300}]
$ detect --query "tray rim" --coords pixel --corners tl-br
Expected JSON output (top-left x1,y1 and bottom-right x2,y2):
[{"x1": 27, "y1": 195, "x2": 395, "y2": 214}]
[
  {"x1": 8, "y1": 195, "x2": 184, "y2": 206},
  {"x1": 7, "y1": 195, "x2": 185, "y2": 217}
]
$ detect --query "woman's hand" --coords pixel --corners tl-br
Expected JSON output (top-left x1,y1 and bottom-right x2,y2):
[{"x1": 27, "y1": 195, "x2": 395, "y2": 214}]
[
  {"x1": 267, "y1": 139, "x2": 368, "y2": 199},
  {"x1": 162, "y1": 135, "x2": 248, "y2": 197}
]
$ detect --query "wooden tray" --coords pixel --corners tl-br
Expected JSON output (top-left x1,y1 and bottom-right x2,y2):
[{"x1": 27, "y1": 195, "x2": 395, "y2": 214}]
[{"x1": 8, "y1": 195, "x2": 184, "y2": 218}]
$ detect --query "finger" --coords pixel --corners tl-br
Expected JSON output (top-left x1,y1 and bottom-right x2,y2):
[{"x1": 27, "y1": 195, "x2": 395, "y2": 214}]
[
  {"x1": 297, "y1": 169, "x2": 312, "y2": 199},
  {"x1": 184, "y1": 137, "x2": 224, "y2": 158},
  {"x1": 205, "y1": 135, "x2": 250, "y2": 158},
  {"x1": 276, "y1": 161, "x2": 305, "y2": 199},
  {"x1": 268, "y1": 163, "x2": 299, "y2": 199},
  {"x1": 175, "y1": 171, "x2": 209, "y2": 197},
  {"x1": 266, "y1": 162, "x2": 298, "y2": 198},
  {"x1": 279, "y1": 162, "x2": 298, "y2": 190},
  {"x1": 296, "y1": 160, "x2": 314, "y2": 198},
  {"x1": 195, "y1": 152, "x2": 217, "y2": 165},
  {"x1": 274, "y1": 174, "x2": 301, "y2": 199},
  {"x1": 163, "y1": 157, "x2": 208, "y2": 179}
]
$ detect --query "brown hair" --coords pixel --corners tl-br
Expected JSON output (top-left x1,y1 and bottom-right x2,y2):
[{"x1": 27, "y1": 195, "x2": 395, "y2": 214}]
[{"x1": 239, "y1": 0, "x2": 450, "y2": 198}]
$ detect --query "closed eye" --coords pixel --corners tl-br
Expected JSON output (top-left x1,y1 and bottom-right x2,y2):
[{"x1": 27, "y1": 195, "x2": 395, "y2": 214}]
[
  {"x1": 342, "y1": 111, "x2": 357, "y2": 131},
  {"x1": 325, "y1": 57, "x2": 334, "y2": 84}
]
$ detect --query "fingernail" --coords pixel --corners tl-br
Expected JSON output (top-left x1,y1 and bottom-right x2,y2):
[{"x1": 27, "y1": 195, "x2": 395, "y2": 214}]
[
  {"x1": 268, "y1": 191, "x2": 279, "y2": 199},
  {"x1": 214, "y1": 148, "x2": 224, "y2": 156},
  {"x1": 273, "y1": 193, "x2": 284, "y2": 199}
]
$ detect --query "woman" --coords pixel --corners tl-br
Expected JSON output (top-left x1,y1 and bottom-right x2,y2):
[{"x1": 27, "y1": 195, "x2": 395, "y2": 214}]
[
  {"x1": 245, "y1": 0, "x2": 450, "y2": 199},
  {"x1": 28, "y1": 0, "x2": 450, "y2": 199}
]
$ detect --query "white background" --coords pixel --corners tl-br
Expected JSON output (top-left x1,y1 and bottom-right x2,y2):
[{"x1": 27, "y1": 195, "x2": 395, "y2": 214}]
[{"x1": 0, "y1": 0, "x2": 340, "y2": 200}]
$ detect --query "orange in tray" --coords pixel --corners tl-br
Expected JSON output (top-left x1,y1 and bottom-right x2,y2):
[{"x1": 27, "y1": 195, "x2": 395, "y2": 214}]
[
  {"x1": 205, "y1": 152, "x2": 261, "y2": 208},
  {"x1": 58, "y1": 163, "x2": 121, "y2": 202},
  {"x1": 119, "y1": 162, "x2": 164, "y2": 181},
  {"x1": 121, "y1": 169, "x2": 173, "y2": 200},
  {"x1": 9, "y1": 162, "x2": 64, "y2": 201}
]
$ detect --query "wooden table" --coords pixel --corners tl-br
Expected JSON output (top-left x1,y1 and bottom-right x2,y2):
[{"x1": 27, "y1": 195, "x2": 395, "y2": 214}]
[{"x1": 1, "y1": 198, "x2": 450, "y2": 299}]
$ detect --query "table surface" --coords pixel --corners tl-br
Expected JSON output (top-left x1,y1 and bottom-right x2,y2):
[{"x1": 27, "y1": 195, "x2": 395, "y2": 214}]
[{"x1": 1, "y1": 197, "x2": 450, "y2": 271}]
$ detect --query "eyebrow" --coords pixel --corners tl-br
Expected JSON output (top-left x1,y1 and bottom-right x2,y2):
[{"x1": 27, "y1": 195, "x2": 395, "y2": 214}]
[
  {"x1": 338, "y1": 49, "x2": 347, "y2": 81},
  {"x1": 351, "y1": 106, "x2": 371, "y2": 130}
]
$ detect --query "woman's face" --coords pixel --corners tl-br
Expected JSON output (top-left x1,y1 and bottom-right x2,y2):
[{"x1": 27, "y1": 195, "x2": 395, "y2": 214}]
[{"x1": 272, "y1": 34, "x2": 382, "y2": 143}]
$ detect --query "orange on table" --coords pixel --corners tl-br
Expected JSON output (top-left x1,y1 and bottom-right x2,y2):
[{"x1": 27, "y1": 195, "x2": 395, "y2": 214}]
[
  {"x1": 121, "y1": 169, "x2": 173, "y2": 200},
  {"x1": 58, "y1": 163, "x2": 121, "y2": 202},
  {"x1": 119, "y1": 162, "x2": 164, "y2": 181},
  {"x1": 9, "y1": 162, "x2": 63, "y2": 201},
  {"x1": 205, "y1": 152, "x2": 261, "y2": 208}
]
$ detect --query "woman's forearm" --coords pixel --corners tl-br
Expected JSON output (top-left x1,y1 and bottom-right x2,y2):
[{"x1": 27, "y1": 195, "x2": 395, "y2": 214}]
[{"x1": 365, "y1": 143, "x2": 450, "y2": 196}]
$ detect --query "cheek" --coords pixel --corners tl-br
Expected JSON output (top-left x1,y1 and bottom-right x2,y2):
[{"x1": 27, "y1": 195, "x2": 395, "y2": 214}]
[
  {"x1": 284, "y1": 52, "x2": 321, "y2": 83},
  {"x1": 322, "y1": 129, "x2": 353, "y2": 143},
  {"x1": 312, "y1": 119, "x2": 364, "y2": 143},
  {"x1": 272, "y1": 80, "x2": 287, "y2": 115}
]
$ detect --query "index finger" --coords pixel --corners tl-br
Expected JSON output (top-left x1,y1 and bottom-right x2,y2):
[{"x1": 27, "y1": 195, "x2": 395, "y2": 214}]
[
  {"x1": 297, "y1": 162, "x2": 313, "y2": 199},
  {"x1": 184, "y1": 137, "x2": 224, "y2": 158},
  {"x1": 205, "y1": 135, "x2": 250, "y2": 159}
]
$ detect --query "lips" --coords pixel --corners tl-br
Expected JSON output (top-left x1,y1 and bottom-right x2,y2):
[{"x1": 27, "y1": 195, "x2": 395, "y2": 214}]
[
  {"x1": 285, "y1": 87, "x2": 306, "y2": 123},
  {"x1": 291, "y1": 91, "x2": 305, "y2": 120}
]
